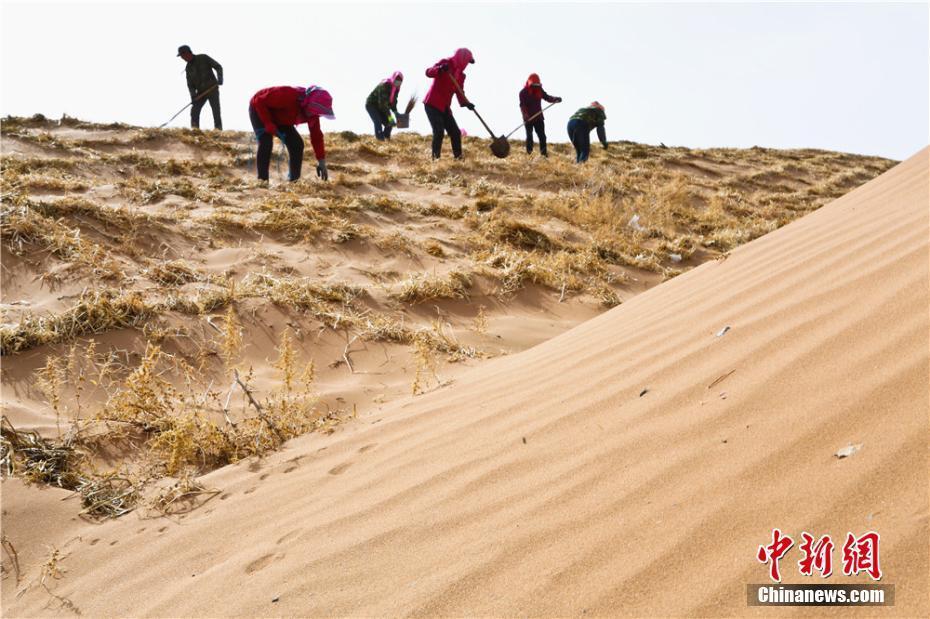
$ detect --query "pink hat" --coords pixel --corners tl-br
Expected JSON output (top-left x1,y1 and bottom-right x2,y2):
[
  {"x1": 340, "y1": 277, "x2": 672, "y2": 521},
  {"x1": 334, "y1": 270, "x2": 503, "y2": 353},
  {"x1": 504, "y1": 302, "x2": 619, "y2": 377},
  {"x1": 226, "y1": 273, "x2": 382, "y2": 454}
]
[
  {"x1": 383, "y1": 71, "x2": 404, "y2": 103},
  {"x1": 301, "y1": 86, "x2": 335, "y2": 119},
  {"x1": 452, "y1": 48, "x2": 474, "y2": 69}
]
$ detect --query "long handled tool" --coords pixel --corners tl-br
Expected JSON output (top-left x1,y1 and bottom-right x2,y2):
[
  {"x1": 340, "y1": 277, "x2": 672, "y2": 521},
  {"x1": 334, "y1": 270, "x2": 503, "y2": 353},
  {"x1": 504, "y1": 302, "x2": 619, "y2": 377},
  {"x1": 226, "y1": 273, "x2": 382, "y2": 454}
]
[
  {"x1": 158, "y1": 84, "x2": 218, "y2": 129},
  {"x1": 447, "y1": 74, "x2": 510, "y2": 158},
  {"x1": 504, "y1": 101, "x2": 560, "y2": 139}
]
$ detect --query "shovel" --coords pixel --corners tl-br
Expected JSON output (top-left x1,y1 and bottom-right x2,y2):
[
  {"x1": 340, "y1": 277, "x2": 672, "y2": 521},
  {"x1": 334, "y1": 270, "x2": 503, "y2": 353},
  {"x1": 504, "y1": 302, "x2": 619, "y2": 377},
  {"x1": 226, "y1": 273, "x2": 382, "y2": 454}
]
[
  {"x1": 504, "y1": 101, "x2": 560, "y2": 139},
  {"x1": 159, "y1": 84, "x2": 219, "y2": 129},
  {"x1": 448, "y1": 74, "x2": 510, "y2": 158}
]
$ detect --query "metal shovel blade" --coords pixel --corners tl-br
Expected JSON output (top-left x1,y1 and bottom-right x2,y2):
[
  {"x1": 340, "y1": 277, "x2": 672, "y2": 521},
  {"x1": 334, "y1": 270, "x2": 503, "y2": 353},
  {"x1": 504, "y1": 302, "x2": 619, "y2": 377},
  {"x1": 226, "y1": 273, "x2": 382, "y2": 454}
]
[{"x1": 490, "y1": 137, "x2": 510, "y2": 159}]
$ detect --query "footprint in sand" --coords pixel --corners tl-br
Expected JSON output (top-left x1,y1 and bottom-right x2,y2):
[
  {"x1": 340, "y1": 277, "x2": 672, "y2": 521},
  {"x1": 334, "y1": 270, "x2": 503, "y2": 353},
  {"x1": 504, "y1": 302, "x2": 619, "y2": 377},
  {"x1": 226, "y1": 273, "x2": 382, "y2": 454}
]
[
  {"x1": 244, "y1": 487, "x2": 257, "y2": 495},
  {"x1": 158, "y1": 526, "x2": 168, "y2": 533},
  {"x1": 328, "y1": 462, "x2": 352, "y2": 475},
  {"x1": 89, "y1": 539, "x2": 100, "y2": 546},
  {"x1": 282, "y1": 456, "x2": 303, "y2": 473},
  {"x1": 260, "y1": 473, "x2": 270, "y2": 480},
  {"x1": 245, "y1": 552, "x2": 284, "y2": 575},
  {"x1": 357, "y1": 443, "x2": 377, "y2": 453},
  {"x1": 276, "y1": 530, "x2": 301, "y2": 545},
  {"x1": 220, "y1": 493, "x2": 231, "y2": 501}
]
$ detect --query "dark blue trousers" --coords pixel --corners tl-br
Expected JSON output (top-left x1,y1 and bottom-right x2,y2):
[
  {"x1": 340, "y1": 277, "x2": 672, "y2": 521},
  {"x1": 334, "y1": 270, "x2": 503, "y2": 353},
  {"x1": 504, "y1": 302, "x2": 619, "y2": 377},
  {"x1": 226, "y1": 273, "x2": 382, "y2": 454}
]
[
  {"x1": 366, "y1": 104, "x2": 393, "y2": 140},
  {"x1": 567, "y1": 118, "x2": 590, "y2": 163}
]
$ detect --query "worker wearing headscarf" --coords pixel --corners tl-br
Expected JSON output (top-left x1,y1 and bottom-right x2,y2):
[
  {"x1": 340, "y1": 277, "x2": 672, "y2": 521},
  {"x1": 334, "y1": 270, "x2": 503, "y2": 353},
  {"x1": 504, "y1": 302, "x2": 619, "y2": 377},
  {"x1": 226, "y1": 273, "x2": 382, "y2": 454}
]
[
  {"x1": 366, "y1": 71, "x2": 404, "y2": 140},
  {"x1": 248, "y1": 85, "x2": 335, "y2": 182},
  {"x1": 423, "y1": 48, "x2": 475, "y2": 159},
  {"x1": 518, "y1": 73, "x2": 561, "y2": 157}
]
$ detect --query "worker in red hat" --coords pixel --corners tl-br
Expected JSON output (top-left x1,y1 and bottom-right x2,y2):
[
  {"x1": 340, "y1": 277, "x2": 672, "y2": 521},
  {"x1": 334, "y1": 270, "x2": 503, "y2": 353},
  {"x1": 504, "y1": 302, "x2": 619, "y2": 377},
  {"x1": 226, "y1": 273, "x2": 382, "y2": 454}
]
[
  {"x1": 518, "y1": 73, "x2": 561, "y2": 157},
  {"x1": 248, "y1": 85, "x2": 335, "y2": 182}
]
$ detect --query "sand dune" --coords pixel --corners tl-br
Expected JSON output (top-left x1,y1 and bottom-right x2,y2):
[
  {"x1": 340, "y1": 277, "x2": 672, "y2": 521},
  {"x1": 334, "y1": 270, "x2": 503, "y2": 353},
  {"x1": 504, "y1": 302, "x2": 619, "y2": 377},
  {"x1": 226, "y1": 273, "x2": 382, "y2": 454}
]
[{"x1": 3, "y1": 145, "x2": 926, "y2": 616}]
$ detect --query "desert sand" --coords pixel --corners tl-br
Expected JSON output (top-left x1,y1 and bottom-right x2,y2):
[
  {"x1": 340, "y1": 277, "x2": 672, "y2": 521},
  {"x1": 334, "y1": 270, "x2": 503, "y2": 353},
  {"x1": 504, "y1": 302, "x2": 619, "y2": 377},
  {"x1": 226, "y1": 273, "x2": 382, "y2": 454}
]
[{"x1": 1, "y1": 118, "x2": 926, "y2": 616}]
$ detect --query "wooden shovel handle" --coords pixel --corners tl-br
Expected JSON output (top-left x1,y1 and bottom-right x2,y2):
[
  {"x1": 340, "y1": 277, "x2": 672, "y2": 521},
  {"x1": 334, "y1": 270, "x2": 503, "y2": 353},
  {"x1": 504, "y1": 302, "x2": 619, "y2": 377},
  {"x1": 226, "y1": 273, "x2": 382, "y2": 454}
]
[
  {"x1": 447, "y1": 73, "x2": 497, "y2": 139},
  {"x1": 505, "y1": 101, "x2": 559, "y2": 139}
]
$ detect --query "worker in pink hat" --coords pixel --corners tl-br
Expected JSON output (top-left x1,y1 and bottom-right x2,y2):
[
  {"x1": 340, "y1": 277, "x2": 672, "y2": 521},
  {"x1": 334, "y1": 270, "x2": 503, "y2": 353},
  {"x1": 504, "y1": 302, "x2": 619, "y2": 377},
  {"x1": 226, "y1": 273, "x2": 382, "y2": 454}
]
[
  {"x1": 423, "y1": 48, "x2": 475, "y2": 159},
  {"x1": 248, "y1": 85, "x2": 335, "y2": 182},
  {"x1": 366, "y1": 71, "x2": 404, "y2": 140}
]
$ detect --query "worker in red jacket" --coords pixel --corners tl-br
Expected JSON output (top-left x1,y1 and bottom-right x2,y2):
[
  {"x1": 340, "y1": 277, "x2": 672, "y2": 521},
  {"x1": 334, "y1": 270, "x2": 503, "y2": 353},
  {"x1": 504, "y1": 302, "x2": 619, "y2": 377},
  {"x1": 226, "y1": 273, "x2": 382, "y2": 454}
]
[
  {"x1": 248, "y1": 85, "x2": 334, "y2": 182},
  {"x1": 423, "y1": 48, "x2": 475, "y2": 159}
]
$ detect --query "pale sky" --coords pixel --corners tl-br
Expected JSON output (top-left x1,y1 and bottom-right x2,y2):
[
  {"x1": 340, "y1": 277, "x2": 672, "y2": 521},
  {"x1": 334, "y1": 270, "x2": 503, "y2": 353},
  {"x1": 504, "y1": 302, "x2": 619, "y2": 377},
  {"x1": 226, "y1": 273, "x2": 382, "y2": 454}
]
[{"x1": 1, "y1": 1, "x2": 927, "y2": 160}]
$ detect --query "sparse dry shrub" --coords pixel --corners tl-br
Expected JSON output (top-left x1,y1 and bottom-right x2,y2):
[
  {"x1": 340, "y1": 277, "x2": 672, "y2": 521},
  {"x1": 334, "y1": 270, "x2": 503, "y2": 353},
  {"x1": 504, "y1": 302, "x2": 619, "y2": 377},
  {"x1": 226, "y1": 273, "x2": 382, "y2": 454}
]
[
  {"x1": 391, "y1": 270, "x2": 472, "y2": 303},
  {"x1": 1, "y1": 202, "x2": 123, "y2": 277},
  {"x1": 466, "y1": 176, "x2": 507, "y2": 198},
  {"x1": 357, "y1": 313, "x2": 413, "y2": 344},
  {"x1": 36, "y1": 356, "x2": 66, "y2": 435},
  {"x1": 375, "y1": 230, "x2": 418, "y2": 256},
  {"x1": 481, "y1": 249, "x2": 538, "y2": 297},
  {"x1": 592, "y1": 285, "x2": 622, "y2": 308},
  {"x1": 0, "y1": 290, "x2": 152, "y2": 355},
  {"x1": 354, "y1": 194, "x2": 402, "y2": 212},
  {"x1": 244, "y1": 273, "x2": 362, "y2": 318},
  {"x1": 220, "y1": 306, "x2": 242, "y2": 370},
  {"x1": 424, "y1": 239, "x2": 446, "y2": 257},
  {"x1": 411, "y1": 333, "x2": 438, "y2": 395},
  {"x1": 481, "y1": 217, "x2": 557, "y2": 252},
  {"x1": 17, "y1": 173, "x2": 88, "y2": 193},
  {"x1": 475, "y1": 197, "x2": 498, "y2": 213},
  {"x1": 251, "y1": 194, "x2": 361, "y2": 242},
  {"x1": 145, "y1": 472, "x2": 219, "y2": 517},
  {"x1": 146, "y1": 259, "x2": 201, "y2": 286},
  {"x1": 118, "y1": 176, "x2": 202, "y2": 204},
  {"x1": 0, "y1": 417, "x2": 84, "y2": 489},
  {"x1": 472, "y1": 306, "x2": 488, "y2": 334}
]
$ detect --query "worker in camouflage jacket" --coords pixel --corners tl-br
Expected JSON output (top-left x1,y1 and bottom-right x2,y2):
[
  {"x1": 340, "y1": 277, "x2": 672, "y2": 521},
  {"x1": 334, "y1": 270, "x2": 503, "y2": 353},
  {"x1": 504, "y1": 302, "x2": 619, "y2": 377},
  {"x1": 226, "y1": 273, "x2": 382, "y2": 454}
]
[
  {"x1": 567, "y1": 102, "x2": 608, "y2": 163},
  {"x1": 366, "y1": 71, "x2": 403, "y2": 140},
  {"x1": 177, "y1": 45, "x2": 223, "y2": 130}
]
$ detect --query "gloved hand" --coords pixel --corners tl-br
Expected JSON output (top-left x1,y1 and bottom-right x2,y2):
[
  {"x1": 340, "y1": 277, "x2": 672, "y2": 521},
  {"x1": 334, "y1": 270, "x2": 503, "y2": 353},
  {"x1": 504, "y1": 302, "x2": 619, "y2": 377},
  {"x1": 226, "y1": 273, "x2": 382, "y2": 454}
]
[
  {"x1": 316, "y1": 159, "x2": 328, "y2": 181},
  {"x1": 437, "y1": 62, "x2": 450, "y2": 73},
  {"x1": 387, "y1": 113, "x2": 396, "y2": 127},
  {"x1": 555, "y1": 97, "x2": 563, "y2": 103},
  {"x1": 264, "y1": 123, "x2": 277, "y2": 136},
  {"x1": 465, "y1": 102, "x2": 475, "y2": 111},
  {"x1": 217, "y1": 79, "x2": 223, "y2": 86}
]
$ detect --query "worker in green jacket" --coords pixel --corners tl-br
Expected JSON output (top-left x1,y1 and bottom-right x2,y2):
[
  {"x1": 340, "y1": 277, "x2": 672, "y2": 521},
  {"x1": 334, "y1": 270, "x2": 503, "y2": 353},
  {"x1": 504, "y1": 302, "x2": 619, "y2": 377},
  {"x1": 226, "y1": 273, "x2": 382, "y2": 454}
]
[
  {"x1": 177, "y1": 44, "x2": 223, "y2": 130},
  {"x1": 567, "y1": 102, "x2": 608, "y2": 163},
  {"x1": 365, "y1": 71, "x2": 403, "y2": 140}
]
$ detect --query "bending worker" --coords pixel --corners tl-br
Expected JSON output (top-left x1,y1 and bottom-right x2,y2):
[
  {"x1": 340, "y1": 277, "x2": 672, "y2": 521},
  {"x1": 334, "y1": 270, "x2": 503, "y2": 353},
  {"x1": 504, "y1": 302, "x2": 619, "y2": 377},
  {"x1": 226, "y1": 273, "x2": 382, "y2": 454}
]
[
  {"x1": 366, "y1": 71, "x2": 403, "y2": 140},
  {"x1": 248, "y1": 85, "x2": 335, "y2": 182},
  {"x1": 567, "y1": 101, "x2": 608, "y2": 163}
]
